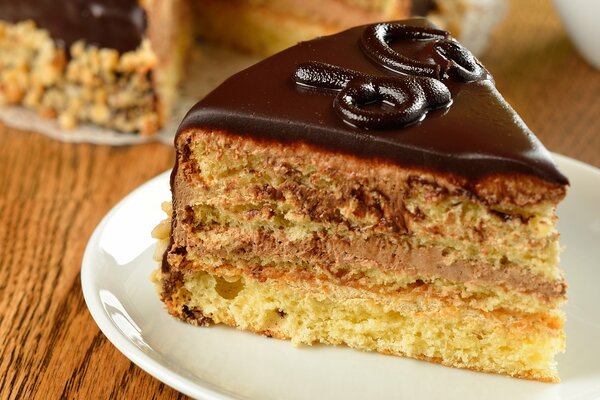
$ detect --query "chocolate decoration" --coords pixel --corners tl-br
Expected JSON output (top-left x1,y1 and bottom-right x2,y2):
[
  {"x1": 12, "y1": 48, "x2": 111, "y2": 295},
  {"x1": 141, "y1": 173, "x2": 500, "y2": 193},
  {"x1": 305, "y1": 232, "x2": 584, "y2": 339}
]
[
  {"x1": 360, "y1": 23, "x2": 486, "y2": 82},
  {"x1": 0, "y1": 0, "x2": 146, "y2": 53},
  {"x1": 295, "y1": 61, "x2": 451, "y2": 129},
  {"x1": 361, "y1": 23, "x2": 447, "y2": 78},
  {"x1": 179, "y1": 19, "x2": 568, "y2": 185}
]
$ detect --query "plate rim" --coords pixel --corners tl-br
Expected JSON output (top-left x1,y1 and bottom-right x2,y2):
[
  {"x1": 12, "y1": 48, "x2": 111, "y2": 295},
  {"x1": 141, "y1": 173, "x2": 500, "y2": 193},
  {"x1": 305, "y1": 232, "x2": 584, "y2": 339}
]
[
  {"x1": 81, "y1": 153, "x2": 600, "y2": 400},
  {"x1": 81, "y1": 173, "x2": 233, "y2": 400}
]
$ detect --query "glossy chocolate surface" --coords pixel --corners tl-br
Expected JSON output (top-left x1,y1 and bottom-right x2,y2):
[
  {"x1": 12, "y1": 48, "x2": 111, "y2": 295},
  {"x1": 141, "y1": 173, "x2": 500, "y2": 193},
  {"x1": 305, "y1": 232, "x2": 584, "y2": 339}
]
[
  {"x1": 0, "y1": 0, "x2": 145, "y2": 52},
  {"x1": 360, "y1": 23, "x2": 486, "y2": 82},
  {"x1": 179, "y1": 19, "x2": 568, "y2": 185},
  {"x1": 294, "y1": 61, "x2": 452, "y2": 129}
]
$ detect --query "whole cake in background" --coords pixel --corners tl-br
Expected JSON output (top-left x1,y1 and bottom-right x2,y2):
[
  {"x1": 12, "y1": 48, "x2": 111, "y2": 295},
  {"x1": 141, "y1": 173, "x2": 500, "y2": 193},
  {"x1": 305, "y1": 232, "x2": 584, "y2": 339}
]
[
  {"x1": 154, "y1": 18, "x2": 568, "y2": 382},
  {"x1": 0, "y1": 0, "x2": 505, "y2": 135},
  {"x1": 0, "y1": 0, "x2": 191, "y2": 135}
]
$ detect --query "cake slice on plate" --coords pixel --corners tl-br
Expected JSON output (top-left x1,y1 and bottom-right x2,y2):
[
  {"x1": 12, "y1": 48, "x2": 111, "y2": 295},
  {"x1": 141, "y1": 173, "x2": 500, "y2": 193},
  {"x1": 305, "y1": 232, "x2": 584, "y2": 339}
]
[{"x1": 153, "y1": 18, "x2": 568, "y2": 382}]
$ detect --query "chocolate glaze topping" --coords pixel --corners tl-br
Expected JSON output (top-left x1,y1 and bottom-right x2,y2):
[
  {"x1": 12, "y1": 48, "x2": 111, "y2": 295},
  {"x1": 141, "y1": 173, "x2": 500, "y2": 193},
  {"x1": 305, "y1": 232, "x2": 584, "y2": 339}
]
[
  {"x1": 0, "y1": 0, "x2": 146, "y2": 53},
  {"x1": 294, "y1": 23, "x2": 485, "y2": 129},
  {"x1": 179, "y1": 19, "x2": 568, "y2": 185}
]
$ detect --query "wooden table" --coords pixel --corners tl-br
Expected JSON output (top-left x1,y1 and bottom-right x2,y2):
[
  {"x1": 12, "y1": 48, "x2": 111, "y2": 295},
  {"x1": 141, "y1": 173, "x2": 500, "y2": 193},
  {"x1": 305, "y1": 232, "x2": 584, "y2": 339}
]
[{"x1": 1, "y1": 0, "x2": 598, "y2": 398}]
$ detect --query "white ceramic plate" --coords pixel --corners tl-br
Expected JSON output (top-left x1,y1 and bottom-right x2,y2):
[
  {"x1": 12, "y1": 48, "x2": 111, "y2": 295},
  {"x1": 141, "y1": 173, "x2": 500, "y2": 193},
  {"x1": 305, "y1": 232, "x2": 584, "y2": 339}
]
[{"x1": 81, "y1": 154, "x2": 600, "y2": 400}]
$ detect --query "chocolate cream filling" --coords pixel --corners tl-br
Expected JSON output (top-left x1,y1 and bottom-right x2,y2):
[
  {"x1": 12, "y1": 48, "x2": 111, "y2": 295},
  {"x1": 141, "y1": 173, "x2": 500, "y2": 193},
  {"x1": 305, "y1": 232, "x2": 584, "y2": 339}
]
[{"x1": 170, "y1": 218, "x2": 565, "y2": 301}]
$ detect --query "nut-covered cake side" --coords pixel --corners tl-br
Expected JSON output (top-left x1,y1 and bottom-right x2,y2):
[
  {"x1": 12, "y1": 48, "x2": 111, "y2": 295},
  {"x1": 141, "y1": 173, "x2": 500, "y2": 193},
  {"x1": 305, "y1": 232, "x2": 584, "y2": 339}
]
[
  {"x1": 0, "y1": 0, "x2": 190, "y2": 135},
  {"x1": 154, "y1": 19, "x2": 568, "y2": 382}
]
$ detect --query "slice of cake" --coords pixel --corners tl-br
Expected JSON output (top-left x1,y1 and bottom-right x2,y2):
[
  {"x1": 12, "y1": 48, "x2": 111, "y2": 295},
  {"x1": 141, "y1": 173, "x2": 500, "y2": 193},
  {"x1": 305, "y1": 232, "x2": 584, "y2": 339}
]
[
  {"x1": 159, "y1": 18, "x2": 569, "y2": 382},
  {"x1": 0, "y1": 0, "x2": 191, "y2": 135}
]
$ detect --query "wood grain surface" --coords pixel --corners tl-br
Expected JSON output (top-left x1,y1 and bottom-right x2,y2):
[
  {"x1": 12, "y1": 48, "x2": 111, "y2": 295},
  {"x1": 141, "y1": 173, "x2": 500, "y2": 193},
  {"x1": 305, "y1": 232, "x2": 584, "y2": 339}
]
[{"x1": 0, "y1": 0, "x2": 598, "y2": 398}]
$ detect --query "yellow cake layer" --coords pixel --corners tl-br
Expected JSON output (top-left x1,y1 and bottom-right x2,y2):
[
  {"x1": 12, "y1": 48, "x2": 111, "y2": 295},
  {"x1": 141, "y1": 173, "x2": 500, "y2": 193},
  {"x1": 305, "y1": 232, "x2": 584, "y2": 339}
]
[
  {"x1": 179, "y1": 248, "x2": 563, "y2": 314},
  {"x1": 155, "y1": 268, "x2": 564, "y2": 382}
]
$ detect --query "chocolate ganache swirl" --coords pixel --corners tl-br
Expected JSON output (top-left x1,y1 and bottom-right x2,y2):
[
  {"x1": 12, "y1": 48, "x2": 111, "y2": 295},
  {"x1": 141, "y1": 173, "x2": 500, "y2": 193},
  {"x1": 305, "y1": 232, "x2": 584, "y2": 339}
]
[
  {"x1": 295, "y1": 61, "x2": 451, "y2": 129},
  {"x1": 360, "y1": 23, "x2": 487, "y2": 82},
  {"x1": 294, "y1": 23, "x2": 486, "y2": 129}
]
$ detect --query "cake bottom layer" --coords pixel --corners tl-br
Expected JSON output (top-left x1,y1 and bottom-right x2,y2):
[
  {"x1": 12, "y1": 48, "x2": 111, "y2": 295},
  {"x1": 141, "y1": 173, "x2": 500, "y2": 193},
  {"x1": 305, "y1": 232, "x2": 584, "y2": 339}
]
[{"x1": 155, "y1": 268, "x2": 564, "y2": 382}]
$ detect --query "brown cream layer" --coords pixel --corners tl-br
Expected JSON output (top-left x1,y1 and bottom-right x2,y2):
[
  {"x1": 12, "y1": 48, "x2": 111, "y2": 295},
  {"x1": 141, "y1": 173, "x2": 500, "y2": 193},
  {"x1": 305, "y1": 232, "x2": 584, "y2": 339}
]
[
  {"x1": 169, "y1": 222, "x2": 565, "y2": 303},
  {"x1": 175, "y1": 167, "x2": 561, "y2": 276}
]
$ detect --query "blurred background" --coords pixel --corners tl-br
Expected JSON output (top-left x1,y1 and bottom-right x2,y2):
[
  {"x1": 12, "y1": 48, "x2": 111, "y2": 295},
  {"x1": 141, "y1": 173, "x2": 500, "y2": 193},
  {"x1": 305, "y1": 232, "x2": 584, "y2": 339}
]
[
  {"x1": 481, "y1": 0, "x2": 599, "y2": 168},
  {"x1": 0, "y1": 0, "x2": 598, "y2": 398}
]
